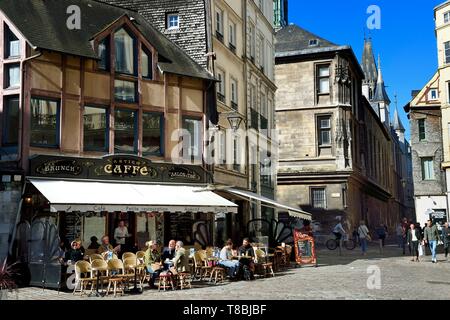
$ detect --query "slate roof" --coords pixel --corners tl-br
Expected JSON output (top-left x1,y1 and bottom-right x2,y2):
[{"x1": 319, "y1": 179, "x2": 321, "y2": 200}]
[
  {"x1": 361, "y1": 38, "x2": 378, "y2": 83},
  {"x1": 373, "y1": 58, "x2": 391, "y2": 104},
  {"x1": 393, "y1": 107, "x2": 405, "y2": 132},
  {"x1": 0, "y1": 0, "x2": 214, "y2": 80},
  {"x1": 275, "y1": 24, "x2": 339, "y2": 55}
]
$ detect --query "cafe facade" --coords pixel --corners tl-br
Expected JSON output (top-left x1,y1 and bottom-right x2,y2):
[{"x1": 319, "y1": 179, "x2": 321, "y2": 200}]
[{"x1": 0, "y1": 0, "x2": 242, "y2": 266}]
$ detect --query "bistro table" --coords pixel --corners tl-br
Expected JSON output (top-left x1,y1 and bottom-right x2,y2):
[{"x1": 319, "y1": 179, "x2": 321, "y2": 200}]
[
  {"x1": 128, "y1": 262, "x2": 145, "y2": 294},
  {"x1": 90, "y1": 264, "x2": 108, "y2": 297}
]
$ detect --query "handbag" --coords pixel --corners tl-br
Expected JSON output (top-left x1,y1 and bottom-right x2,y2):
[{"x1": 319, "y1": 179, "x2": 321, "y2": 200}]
[{"x1": 418, "y1": 244, "x2": 424, "y2": 256}]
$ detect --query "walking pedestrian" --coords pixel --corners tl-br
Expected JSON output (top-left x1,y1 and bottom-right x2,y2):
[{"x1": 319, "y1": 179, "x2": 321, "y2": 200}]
[
  {"x1": 441, "y1": 222, "x2": 450, "y2": 260},
  {"x1": 396, "y1": 223, "x2": 403, "y2": 248},
  {"x1": 407, "y1": 223, "x2": 421, "y2": 262},
  {"x1": 376, "y1": 223, "x2": 387, "y2": 247},
  {"x1": 424, "y1": 220, "x2": 440, "y2": 263},
  {"x1": 358, "y1": 220, "x2": 370, "y2": 256}
]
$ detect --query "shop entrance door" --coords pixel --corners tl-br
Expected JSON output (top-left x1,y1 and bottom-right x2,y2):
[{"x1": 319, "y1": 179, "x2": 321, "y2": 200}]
[{"x1": 108, "y1": 212, "x2": 136, "y2": 252}]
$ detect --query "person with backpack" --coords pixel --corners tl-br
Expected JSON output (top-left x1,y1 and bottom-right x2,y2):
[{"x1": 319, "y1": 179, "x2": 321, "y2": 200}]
[
  {"x1": 441, "y1": 222, "x2": 450, "y2": 260},
  {"x1": 358, "y1": 220, "x2": 370, "y2": 256}
]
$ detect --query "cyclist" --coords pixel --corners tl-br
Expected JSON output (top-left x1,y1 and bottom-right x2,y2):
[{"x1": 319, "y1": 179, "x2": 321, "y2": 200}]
[{"x1": 332, "y1": 217, "x2": 347, "y2": 242}]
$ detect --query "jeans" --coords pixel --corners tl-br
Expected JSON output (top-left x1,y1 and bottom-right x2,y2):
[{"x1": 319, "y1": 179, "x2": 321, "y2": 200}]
[
  {"x1": 397, "y1": 235, "x2": 403, "y2": 248},
  {"x1": 218, "y1": 260, "x2": 241, "y2": 278},
  {"x1": 429, "y1": 240, "x2": 437, "y2": 261},
  {"x1": 360, "y1": 238, "x2": 368, "y2": 253},
  {"x1": 410, "y1": 241, "x2": 419, "y2": 259},
  {"x1": 146, "y1": 266, "x2": 162, "y2": 286}
]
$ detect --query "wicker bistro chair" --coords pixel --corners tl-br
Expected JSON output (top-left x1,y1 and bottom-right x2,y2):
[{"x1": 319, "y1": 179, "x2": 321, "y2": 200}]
[
  {"x1": 254, "y1": 249, "x2": 275, "y2": 278},
  {"x1": 122, "y1": 252, "x2": 136, "y2": 261},
  {"x1": 209, "y1": 266, "x2": 226, "y2": 285},
  {"x1": 123, "y1": 257, "x2": 144, "y2": 290},
  {"x1": 106, "y1": 259, "x2": 126, "y2": 297},
  {"x1": 177, "y1": 271, "x2": 192, "y2": 290},
  {"x1": 197, "y1": 250, "x2": 212, "y2": 281},
  {"x1": 89, "y1": 254, "x2": 104, "y2": 263},
  {"x1": 136, "y1": 251, "x2": 146, "y2": 261},
  {"x1": 73, "y1": 261, "x2": 96, "y2": 296},
  {"x1": 90, "y1": 259, "x2": 109, "y2": 293},
  {"x1": 157, "y1": 271, "x2": 175, "y2": 291}
]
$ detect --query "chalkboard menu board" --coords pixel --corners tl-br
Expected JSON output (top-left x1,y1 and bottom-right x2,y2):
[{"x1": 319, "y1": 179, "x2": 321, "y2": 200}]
[
  {"x1": 293, "y1": 229, "x2": 317, "y2": 267},
  {"x1": 64, "y1": 213, "x2": 82, "y2": 243},
  {"x1": 167, "y1": 213, "x2": 194, "y2": 244}
]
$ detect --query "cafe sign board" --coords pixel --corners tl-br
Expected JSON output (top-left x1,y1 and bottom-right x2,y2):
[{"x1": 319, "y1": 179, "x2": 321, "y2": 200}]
[
  {"x1": 29, "y1": 155, "x2": 208, "y2": 184},
  {"x1": 293, "y1": 229, "x2": 318, "y2": 267}
]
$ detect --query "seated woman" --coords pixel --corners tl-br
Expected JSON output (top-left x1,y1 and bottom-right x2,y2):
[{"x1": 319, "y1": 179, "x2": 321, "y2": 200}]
[
  {"x1": 144, "y1": 240, "x2": 162, "y2": 288},
  {"x1": 65, "y1": 240, "x2": 84, "y2": 264},
  {"x1": 218, "y1": 239, "x2": 240, "y2": 279}
]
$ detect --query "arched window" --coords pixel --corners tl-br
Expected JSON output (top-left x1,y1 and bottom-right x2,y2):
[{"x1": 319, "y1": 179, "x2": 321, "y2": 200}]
[{"x1": 114, "y1": 28, "x2": 136, "y2": 75}]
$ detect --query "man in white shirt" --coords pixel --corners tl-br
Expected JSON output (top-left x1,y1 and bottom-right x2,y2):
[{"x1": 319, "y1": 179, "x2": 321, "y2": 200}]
[{"x1": 114, "y1": 220, "x2": 129, "y2": 246}]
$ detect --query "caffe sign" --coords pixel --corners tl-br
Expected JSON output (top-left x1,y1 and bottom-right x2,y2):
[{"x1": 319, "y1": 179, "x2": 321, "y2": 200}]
[{"x1": 103, "y1": 157, "x2": 157, "y2": 178}]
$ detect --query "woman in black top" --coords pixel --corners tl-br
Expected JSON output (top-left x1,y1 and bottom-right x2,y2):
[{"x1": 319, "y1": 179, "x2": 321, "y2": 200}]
[{"x1": 407, "y1": 224, "x2": 421, "y2": 262}]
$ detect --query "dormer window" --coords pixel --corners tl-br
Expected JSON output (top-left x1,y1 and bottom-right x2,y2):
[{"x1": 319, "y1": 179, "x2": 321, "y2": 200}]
[
  {"x1": 114, "y1": 28, "x2": 136, "y2": 75},
  {"x1": 141, "y1": 47, "x2": 153, "y2": 80},
  {"x1": 309, "y1": 39, "x2": 319, "y2": 47},
  {"x1": 167, "y1": 13, "x2": 180, "y2": 30}
]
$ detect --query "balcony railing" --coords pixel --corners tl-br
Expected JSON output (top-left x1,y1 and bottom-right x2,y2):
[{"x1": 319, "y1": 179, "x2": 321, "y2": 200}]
[
  {"x1": 216, "y1": 30, "x2": 224, "y2": 43},
  {"x1": 229, "y1": 43, "x2": 236, "y2": 54},
  {"x1": 217, "y1": 92, "x2": 225, "y2": 103},
  {"x1": 231, "y1": 101, "x2": 238, "y2": 110},
  {"x1": 260, "y1": 115, "x2": 268, "y2": 130}
]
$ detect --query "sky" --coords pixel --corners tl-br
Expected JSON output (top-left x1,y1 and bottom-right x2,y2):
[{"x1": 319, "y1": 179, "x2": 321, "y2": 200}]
[{"x1": 288, "y1": 0, "x2": 444, "y2": 140}]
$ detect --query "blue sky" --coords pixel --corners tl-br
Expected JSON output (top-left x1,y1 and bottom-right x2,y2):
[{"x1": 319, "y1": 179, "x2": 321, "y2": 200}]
[{"x1": 288, "y1": 0, "x2": 443, "y2": 140}]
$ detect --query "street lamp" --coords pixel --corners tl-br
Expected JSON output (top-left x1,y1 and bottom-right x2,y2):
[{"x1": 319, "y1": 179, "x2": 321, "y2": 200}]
[{"x1": 226, "y1": 112, "x2": 243, "y2": 132}]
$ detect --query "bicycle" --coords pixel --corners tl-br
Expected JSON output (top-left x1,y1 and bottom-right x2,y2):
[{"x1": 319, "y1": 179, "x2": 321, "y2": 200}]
[{"x1": 326, "y1": 233, "x2": 356, "y2": 250}]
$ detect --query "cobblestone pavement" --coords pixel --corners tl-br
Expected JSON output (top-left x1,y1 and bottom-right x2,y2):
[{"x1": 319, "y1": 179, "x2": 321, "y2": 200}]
[{"x1": 6, "y1": 244, "x2": 450, "y2": 300}]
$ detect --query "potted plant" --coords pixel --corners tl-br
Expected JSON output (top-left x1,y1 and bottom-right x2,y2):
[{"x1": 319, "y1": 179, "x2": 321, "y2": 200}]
[{"x1": 0, "y1": 258, "x2": 18, "y2": 300}]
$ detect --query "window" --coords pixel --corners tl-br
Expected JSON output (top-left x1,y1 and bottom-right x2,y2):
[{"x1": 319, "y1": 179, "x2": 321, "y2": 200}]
[
  {"x1": 233, "y1": 135, "x2": 241, "y2": 171},
  {"x1": 114, "y1": 109, "x2": 137, "y2": 154},
  {"x1": 421, "y1": 157, "x2": 434, "y2": 180},
  {"x1": 114, "y1": 28, "x2": 136, "y2": 75},
  {"x1": 418, "y1": 119, "x2": 426, "y2": 141},
  {"x1": 428, "y1": 89, "x2": 438, "y2": 101},
  {"x1": 309, "y1": 39, "x2": 319, "y2": 47},
  {"x1": 83, "y1": 106, "x2": 108, "y2": 152},
  {"x1": 167, "y1": 13, "x2": 179, "y2": 30},
  {"x1": 217, "y1": 69, "x2": 225, "y2": 102},
  {"x1": 229, "y1": 22, "x2": 236, "y2": 51},
  {"x1": 143, "y1": 112, "x2": 163, "y2": 156},
  {"x1": 445, "y1": 11, "x2": 450, "y2": 24},
  {"x1": 2, "y1": 96, "x2": 19, "y2": 146},
  {"x1": 259, "y1": 35, "x2": 265, "y2": 69},
  {"x1": 311, "y1": 188, "x2": 326, "y2": 209},
  {"x1": 317, "y1": 65, "x2": 330, "y2": 94},
  {"x1": 231, "y1": 78, "x2": 238, "y2": 109},
  {"x1": 318, "y1": 116, "x2": 331, "y2": 146},
  {"x1": 4, "y1": 25, "x2": 19, "y2": 58},
  {"x1": 218, "y1": 131, "x2": 226, "y2": 165},
  {"x1": 445, "y1": 41, "x2": 450, "y2": 64},
  {"x1": 30, "y1": 97, "x2": 60, "y2": 147},
  {"x1": 141, "y1": 48, "x2": 152, "y2": 79},
  {"x1": 249, "y1": 23, "x2": 256, "y2": 59},
  {"x1": 5, "y1": 64, "x2": 20, "y2": 88},
  {"x1": 98, "y1": 37, "x2": 109, "y2": 70},
  {"x1": 114, "y1": 80, "x2": 136, "y2": 103},
  {"x1": 216, "y1": 9, "x2": 224, "y2": 36},
  {"x1": 182, "y1": 117, "x2": 202, "y2": 160}
]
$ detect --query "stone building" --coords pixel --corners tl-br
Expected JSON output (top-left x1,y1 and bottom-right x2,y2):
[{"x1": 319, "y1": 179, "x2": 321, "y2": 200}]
[
  {"x1": 0, "y1": 0, "x2": 243, "y2": 262},
  {"x1": 275, "y1": 24, "x2": 408, "y2": 233},
  {"x1": 405, "y1": 72, "x2": 447, "y2": 225},
  {"x1": 361, "y1": 38, "x2": 415, "y2": 222}
]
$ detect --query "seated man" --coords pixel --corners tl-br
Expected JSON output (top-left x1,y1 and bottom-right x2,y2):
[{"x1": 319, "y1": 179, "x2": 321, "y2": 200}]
[
  {"x1": 171, "y1": 241, "x2": 190, "y2": 274},
  {"x1": 144, "y1": 240, "x2": 162, "y2": 288},
  {"x1": 238, "y1": 238, "x2": 255, "y2": 280},
  {"x1": 161, "y1": 239, "x2": 176, "y2": 270},
  {"x1": 218, "y1": 239, "x2": 240, "y2": 279},
  {"x1": 97, "y1": 235, "x2": 119, "y2": 259}
]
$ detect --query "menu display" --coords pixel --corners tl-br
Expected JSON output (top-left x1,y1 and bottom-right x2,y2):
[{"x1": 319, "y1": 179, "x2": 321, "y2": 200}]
[{"x1": 293, "y1": 229, "x2": 317, "y2": 267}]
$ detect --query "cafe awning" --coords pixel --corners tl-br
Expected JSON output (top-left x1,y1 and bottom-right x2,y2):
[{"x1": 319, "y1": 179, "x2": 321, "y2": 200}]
[
  {"x1": 28, "y1": 178, "x2": 238, "y2": 213},
  {"x1": 223, "y1": 188, "x2": 312, "y2": 220}
]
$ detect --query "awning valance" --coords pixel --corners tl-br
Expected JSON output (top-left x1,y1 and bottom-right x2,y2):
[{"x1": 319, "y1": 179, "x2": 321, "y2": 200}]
[
  {"x1": 223, "y1": 188, "x2": 312, "y2": 220},
  {"x1": 28, "y1": 179, "x2": 238, "y2": 214}
]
